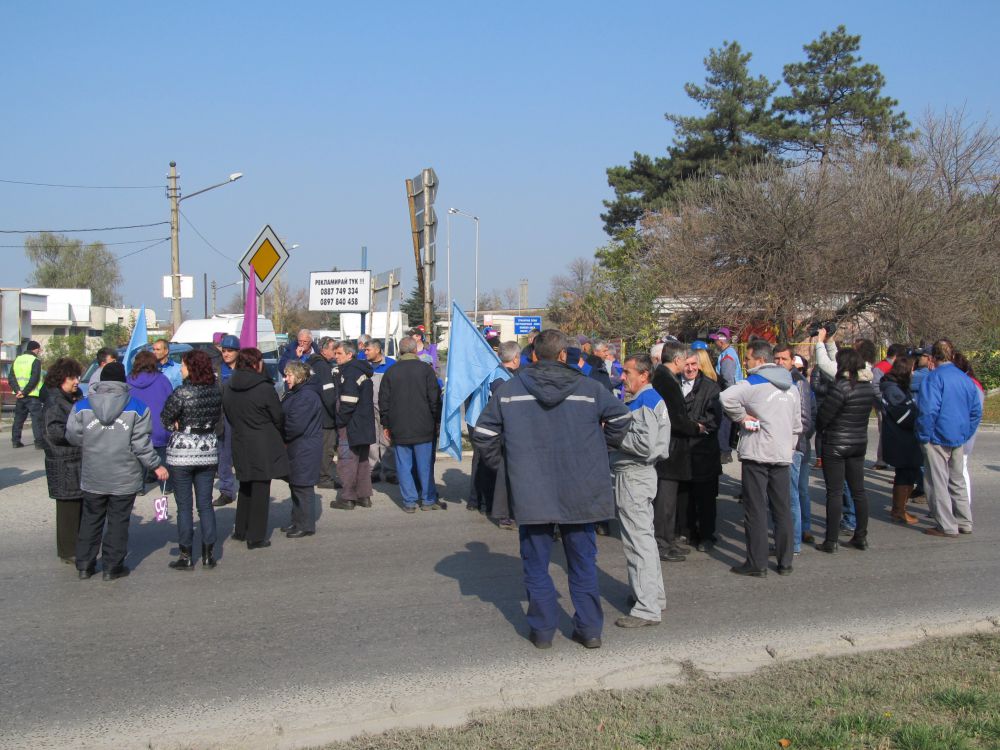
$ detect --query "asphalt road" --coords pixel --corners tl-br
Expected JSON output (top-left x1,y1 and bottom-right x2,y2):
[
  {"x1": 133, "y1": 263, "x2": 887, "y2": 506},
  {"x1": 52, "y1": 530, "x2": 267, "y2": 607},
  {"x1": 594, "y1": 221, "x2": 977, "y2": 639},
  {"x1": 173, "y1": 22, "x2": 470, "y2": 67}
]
[{"x1": 1, "y1": 427, "x2": 998, "y2": 749}]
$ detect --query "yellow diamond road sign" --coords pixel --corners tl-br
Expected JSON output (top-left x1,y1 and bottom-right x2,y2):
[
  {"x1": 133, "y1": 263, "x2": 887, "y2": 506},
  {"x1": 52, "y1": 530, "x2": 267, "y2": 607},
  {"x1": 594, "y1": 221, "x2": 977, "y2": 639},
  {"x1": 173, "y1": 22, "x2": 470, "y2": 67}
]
[{"x1": 240, "y1": 225, "x2": 289, "y2": 293}]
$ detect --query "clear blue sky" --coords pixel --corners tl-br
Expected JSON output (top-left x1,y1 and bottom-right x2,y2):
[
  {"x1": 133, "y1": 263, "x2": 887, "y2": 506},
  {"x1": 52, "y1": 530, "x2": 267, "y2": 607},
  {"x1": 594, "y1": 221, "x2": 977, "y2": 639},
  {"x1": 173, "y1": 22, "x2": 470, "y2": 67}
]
[{"x1": 2, "y1": 1, "x2": 997, "y2": 324}]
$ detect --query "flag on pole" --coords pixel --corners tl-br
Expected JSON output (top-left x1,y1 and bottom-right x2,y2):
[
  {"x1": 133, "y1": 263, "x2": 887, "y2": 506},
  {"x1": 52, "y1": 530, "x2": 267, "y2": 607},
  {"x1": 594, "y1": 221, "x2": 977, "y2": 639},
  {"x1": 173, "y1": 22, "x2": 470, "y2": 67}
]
[
  {"x1": 123, "y1": 305, "x2": 148, "y2": 375},
  {"x1": 438, "y1": 302, "x2": 510, "y2": 460},
  {"x1": 241, "y1": 264, "x2": 258, "y2": 348}
]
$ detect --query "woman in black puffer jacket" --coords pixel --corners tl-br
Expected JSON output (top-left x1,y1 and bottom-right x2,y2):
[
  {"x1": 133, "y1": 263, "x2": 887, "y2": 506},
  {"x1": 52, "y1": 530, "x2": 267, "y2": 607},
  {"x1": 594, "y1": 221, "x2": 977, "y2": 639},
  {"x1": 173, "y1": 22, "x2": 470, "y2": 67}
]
[
  {"x1": 42, "y1": 357, "x2": 85, "y2": 563},
  {"x1": 816, "y1": 348, "x2": 876, "y2": 552},
  {"x1": 160, "y1": 349, "x2": 223, "y2": 569}
]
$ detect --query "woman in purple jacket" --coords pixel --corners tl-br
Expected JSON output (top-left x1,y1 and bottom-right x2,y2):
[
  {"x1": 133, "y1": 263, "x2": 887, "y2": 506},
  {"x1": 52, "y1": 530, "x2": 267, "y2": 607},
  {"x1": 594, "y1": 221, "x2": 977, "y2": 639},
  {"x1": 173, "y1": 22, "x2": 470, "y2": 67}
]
[{"x1": 129, "y1": 351, "x2": 175, "y2": 491}]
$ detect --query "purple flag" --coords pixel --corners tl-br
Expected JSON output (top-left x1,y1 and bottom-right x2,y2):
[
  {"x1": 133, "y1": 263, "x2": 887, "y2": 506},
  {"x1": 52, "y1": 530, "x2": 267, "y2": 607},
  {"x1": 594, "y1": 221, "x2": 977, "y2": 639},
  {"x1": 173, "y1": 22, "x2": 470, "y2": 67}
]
[{"x1": 241, "y1": 264, "x2": 258, "y2": 348}]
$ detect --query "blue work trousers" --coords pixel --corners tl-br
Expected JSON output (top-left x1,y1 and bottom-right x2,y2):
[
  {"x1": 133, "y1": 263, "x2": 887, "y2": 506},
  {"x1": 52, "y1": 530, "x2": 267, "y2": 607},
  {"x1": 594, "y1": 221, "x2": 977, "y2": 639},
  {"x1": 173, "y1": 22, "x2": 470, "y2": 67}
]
[
  {"x1": 393, "y1": 442, "x2": 438, "y2": 507},
  {"x1": 519, "y1": 523, "x2": 603, "y2": 642}
]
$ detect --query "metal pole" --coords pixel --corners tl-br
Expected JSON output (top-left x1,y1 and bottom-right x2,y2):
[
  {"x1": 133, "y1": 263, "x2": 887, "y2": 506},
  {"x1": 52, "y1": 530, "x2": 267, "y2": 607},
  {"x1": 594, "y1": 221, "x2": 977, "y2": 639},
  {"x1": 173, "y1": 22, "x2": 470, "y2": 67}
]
[
  {"x1": 386, "y1": 272, "x2": 394, "y2": 352},
  {"x1": 446, "y1": 212, "x2": 452, "y2": 327},
  {"x1": 168, "y1": 161, "x2": 182, "y2": 331},
  {"x1": 211, "y1": 281, "x2": 217, "y2": 316},
  {"x1": 203, "y1": 273, "x2": 208, "y2": 318},
  {"x1": 360, "y1": 246, "x2": 368, "y2": 335},
  {"x1": 473, "y1": 216, "x2": 480, "y2": 327}
]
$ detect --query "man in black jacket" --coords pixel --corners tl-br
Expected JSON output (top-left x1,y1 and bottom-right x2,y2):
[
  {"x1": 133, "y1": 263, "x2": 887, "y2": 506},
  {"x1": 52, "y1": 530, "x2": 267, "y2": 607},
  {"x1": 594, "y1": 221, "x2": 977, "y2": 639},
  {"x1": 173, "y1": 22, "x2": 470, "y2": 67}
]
[
  {"x1": 651, "y1": 341, "x2": 707, "y2": 562},
  {"x1": 307, "y1": 337, "x2": 340, "y2": 490},
  {"x1": 330, "y1": 342, "x2": 376, "y2": 510},
  {"x1": 473, "y1": 330, "x2": 629, "y2": 649},
  {"x1": 378, "y1": 336, "x2": 442, "y2": 512}
]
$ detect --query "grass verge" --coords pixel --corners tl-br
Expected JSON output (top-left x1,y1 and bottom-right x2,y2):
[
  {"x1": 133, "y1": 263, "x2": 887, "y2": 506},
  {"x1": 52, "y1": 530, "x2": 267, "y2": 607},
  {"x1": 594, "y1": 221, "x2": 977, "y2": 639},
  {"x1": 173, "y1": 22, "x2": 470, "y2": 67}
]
[
  {"x1": 982, "y1": 393, "x2": 1000, "y2": 424},
  {"x1": 323, "y1": 632, "x2": 1000, "y2": 749}
]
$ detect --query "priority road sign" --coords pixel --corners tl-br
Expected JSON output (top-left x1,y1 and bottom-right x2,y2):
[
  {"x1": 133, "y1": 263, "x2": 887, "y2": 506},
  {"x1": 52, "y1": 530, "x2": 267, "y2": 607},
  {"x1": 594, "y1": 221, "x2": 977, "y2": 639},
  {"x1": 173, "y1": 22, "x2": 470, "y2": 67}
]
[{"x1": 240, "y1": 225, "x2": 289, "y2": 294}]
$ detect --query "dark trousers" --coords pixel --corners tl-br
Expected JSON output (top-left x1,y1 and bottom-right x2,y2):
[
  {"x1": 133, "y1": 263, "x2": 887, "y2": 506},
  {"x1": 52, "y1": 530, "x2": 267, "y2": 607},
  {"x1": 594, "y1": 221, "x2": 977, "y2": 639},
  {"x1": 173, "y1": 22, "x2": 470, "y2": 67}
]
[
  {"x1": 468, "y1": 440, "x2": 498, "y2": 511},
  {"x1": 519, "y1": 523, "x2": 603, "y2": 641},
  {"x1": 320, "y1": 427, "x2": 338, "y2": 484},
  {"x1": 653, "y1": 477, "x2": 681, "y2": 553},
  {"x1": 76, "y1": 491, "x2": 137, "y2": 571},
  {"x1": 821, "y1": 448, "x2": 869, "y2": 543},
  {"x1": 56, "y1": 498, "x2": 82, "y2": 560},
  {"x1": 172, "y1": 464, "x2": 217, "y2": 547},
  {"x1": 12, "y1": 396, "x2": 43, "y2": 446},
  {"x1": 289, "y1": 484, "x2": 316, "y2": 532},
  {"x1": 337, "y1": 429, "x2": 372, "y2": 501},
  {"x1": 684, "y1": 477, "x2": 719, "y2": 545},
  {"x1": 234, "y1": 480, "x2": 270, "y2": 544},
  {"x1": 216, "y1": 418, "x2": 235, "y2": 497},
  {"x1": 741, "y1": 460, "x2": 793, "y2": 571}
]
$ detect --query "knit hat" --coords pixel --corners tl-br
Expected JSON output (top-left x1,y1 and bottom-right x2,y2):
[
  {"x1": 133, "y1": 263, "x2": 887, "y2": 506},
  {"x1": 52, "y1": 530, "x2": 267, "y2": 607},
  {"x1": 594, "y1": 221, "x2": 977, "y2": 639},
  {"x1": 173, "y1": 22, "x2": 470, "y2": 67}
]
[{"x1": 101, "y1": 362, "x2": 127, "y2": 382}]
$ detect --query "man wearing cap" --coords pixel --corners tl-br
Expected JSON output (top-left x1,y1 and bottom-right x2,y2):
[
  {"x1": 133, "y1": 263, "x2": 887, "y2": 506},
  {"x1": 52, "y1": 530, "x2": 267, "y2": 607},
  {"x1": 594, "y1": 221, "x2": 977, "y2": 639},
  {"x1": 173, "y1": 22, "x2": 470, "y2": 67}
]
[
  {"x1": 67, "y1": 362, "x2": 169, "y2": 580},
  {"x1": 213, "y1": 334, "x2": 241, "y2": 506},
  {"x1": 11, "y1": 340, "x2": 45, "y2": 448},
  {"x1": 710, "y1": 327, "x2": 743, "y2": 463}
]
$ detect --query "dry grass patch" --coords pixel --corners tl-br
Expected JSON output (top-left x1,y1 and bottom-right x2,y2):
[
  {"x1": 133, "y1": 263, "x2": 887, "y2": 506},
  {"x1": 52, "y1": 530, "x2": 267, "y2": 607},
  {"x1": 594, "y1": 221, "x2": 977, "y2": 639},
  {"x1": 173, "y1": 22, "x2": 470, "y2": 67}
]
[{"x1": 322, "y1": 632, "x2": 1000, "y2": 749}]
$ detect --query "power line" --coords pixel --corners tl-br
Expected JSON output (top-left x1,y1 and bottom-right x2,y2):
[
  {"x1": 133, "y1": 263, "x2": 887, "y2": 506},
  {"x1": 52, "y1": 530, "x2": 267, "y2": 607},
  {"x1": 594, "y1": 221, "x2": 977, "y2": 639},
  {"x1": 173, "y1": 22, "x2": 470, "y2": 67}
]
[
  {"x1": 0, "y1": 177, "x2": 162, "y2": 189},
  {"x1": 116, "y1": 237, "x2": 170, "y2": 260},
  {"x1": 0, "y1": 221, "x2": 170, "y2": 234},
  {"x1": 179, "y1": 209, "x2": 236, "y2": 261},
  {"x1": 0, "y1": 236, "x2": 170, "y2": 248}
]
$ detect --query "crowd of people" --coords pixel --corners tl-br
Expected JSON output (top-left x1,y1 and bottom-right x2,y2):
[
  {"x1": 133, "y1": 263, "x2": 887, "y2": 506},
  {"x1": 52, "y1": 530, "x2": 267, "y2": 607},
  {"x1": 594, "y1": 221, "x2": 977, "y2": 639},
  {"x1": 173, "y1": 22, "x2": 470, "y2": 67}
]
[{"x1": 14, "y1": 319, "x2": 985, "y2": 649}]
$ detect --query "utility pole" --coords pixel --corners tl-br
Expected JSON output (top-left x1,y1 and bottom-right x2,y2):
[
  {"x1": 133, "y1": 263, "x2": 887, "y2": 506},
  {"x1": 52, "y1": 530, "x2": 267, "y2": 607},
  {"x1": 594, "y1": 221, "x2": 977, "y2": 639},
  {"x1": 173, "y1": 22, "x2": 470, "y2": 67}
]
[{"x1": 168, "y1": 162, "x2": 182, "y2": 331}]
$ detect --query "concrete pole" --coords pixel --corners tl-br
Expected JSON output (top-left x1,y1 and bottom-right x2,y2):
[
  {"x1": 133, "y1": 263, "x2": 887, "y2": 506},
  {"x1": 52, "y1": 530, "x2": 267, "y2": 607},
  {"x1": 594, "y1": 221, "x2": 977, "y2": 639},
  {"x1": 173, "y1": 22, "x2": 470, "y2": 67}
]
[{"x1": 168, "y1": 162, "x2": 182, "y2": 331}]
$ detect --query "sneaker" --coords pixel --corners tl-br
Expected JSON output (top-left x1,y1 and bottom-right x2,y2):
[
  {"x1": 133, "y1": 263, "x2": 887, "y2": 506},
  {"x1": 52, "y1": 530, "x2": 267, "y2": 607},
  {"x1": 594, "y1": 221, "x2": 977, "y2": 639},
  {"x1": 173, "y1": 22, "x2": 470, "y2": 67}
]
[
  {"x1": 420, "y1": 501, "x2": 446, "y2": 511},
  {"x1": 615, "y1": 615, "x2": 660, "y2": 629}
]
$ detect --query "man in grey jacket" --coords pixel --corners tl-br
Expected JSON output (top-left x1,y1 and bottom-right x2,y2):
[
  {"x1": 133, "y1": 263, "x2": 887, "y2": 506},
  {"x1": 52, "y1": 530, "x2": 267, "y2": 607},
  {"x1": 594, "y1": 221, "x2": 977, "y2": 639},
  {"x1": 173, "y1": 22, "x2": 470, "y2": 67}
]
[
  {"x1": 611, "y1": 353, "x2": 671, "y2": 628},
  {"x1": 720, "y1": 341, "x2": 801, "y2": 577},
  {"x1": 66, "y1": 362, "x2": 168, "y2": 580}
]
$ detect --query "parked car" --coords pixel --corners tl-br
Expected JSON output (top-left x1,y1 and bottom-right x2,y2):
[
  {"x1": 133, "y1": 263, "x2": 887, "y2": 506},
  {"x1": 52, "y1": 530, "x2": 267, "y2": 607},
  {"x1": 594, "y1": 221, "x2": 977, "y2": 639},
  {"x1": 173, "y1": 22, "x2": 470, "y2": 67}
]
[{"x1": 0, "y1": 360, "x2": 14, "y2": 411}]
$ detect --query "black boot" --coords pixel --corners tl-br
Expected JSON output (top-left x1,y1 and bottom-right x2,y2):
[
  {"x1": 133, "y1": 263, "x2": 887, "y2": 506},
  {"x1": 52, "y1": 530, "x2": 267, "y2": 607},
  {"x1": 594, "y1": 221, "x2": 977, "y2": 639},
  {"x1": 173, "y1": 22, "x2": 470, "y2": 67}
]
[
  {"x1": 847, "y1": 534, "x2": 869, "y2": 550},
  {"x1": 201, "y1": 543, "x2": 217, "y2": 569},
  {"x1": 169, "y1": 545, "x2": 194, "y2": 570},
  {"x1": 816, "y1": 540, "x2": 839, "y2": 553}
]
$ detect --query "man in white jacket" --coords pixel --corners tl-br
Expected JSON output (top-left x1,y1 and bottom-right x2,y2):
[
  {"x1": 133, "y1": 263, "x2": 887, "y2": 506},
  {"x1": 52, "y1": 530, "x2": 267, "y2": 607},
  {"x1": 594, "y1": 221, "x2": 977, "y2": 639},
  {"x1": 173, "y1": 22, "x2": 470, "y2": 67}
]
[{"x1": 721, "y1": 341, "x2": 801, "y2": 578}]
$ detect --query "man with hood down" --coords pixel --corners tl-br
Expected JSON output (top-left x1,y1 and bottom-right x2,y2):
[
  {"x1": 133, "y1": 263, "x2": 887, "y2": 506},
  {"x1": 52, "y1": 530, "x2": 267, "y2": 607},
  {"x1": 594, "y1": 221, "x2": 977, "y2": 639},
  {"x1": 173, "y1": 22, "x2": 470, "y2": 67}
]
[
  {"x1": 720, "y1": 341, "x2": 801, "y2": 577},
  {"x1": 67, "y1": 362, "x2": 169, "y2": 580},
  {"x1": 473, "y1": 329, "x2": 630, "y2": 650}
]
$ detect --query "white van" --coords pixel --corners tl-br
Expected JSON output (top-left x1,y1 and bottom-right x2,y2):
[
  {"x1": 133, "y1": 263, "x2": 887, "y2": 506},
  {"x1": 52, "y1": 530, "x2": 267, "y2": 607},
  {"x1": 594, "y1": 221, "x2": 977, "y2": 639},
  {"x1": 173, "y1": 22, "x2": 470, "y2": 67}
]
[{"x1": 172, "y1": 314, "x2": 279, "y2": 358}]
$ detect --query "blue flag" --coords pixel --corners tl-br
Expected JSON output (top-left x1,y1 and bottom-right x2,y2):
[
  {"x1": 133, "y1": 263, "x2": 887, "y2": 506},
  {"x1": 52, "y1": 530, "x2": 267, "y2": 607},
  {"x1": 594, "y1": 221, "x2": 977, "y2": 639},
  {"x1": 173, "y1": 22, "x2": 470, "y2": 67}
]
[
  {"x1": 437, "y1": 302, "x2": 510, "y2": 460},
  {"x1": 123, "y1": 305, "x2": 148, "y2": 375}
]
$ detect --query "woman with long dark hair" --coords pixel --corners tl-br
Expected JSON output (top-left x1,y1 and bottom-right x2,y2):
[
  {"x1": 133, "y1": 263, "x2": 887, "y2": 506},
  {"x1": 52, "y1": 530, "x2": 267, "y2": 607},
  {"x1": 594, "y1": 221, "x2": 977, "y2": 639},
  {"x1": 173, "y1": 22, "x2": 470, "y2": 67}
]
[
  {"x1": 222, "y1": 348, "x2": 288, "y2": 549},
  {"x1": 160, "y1": 349, "x2": 223, "y2": 569},
  {"x1": 42, "y1": 357, "x2": 84, "y2": 563},
  {"x1": 879, "y1": 356, "x2": 920, "y2": 525},
  {"x1": 128, "y1": 350, "x2": 174, "y2": 490},
  {"x1": 816, "y1": 348, "x2": 877, "y2": 552}
]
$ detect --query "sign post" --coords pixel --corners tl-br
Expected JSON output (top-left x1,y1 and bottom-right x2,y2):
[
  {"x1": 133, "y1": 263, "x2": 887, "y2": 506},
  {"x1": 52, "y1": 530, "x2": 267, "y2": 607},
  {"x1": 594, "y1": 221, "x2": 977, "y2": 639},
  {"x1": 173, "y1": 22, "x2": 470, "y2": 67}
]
[{"x1": 239, "y1": 225, "x2": 289, "y2": 299}]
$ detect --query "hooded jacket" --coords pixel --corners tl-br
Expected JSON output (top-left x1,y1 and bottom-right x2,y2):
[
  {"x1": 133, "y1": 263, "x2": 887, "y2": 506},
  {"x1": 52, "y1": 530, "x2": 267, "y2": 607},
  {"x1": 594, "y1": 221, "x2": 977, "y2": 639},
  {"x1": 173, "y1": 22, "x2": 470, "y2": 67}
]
[
  {"x1": 472, "y1": 360, "x2": 630, "y2": 524},
  {"x1": 222, "y1": 368, "x2": 289, "y2": 482},
  {"x1": 336, "y1": 356, "x2": 376, "y2": 447},
  {"x1": 127, "y1": 370, "x2": 174, "y2": 448},
  {"x1": 282, "y1": 383, "x2": 323, "y2": 486},
  {"x1": 65, "y1": 381, "x2": 161, "y2": 495},
  {"x1": 720, "y1": 363, "x2": 801, "y2": 466}
]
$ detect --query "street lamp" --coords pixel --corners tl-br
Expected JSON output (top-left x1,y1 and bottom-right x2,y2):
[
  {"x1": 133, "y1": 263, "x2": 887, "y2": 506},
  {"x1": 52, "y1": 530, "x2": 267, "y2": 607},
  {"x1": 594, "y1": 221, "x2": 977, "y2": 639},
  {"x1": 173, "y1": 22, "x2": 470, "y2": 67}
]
[
  {"x1": 168, "y1": 162, "x2": 243, "y2": 330},
  {"x1": 448, "y1": 207, "x2": 480, "y2": 326},
  {"x1": 210, "y1": 279, "x2": 244, "y2": 315}
]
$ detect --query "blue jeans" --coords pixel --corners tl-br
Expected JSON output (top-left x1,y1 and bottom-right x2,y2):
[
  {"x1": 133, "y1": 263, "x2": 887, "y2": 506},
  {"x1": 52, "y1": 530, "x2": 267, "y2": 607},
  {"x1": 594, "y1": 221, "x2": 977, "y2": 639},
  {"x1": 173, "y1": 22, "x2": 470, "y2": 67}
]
[
  {"x1": 172, "y1": 464, "x2": 218, "y2": 547},
  {"x1": 394, "y1": 442, "x2": 438, "y2": 507},
  {"x1": 520, "y1": 523, "x2": 603, "y2": 641},
  {"x1": 216, "y1": 418, "x2": 235, "y2": 497},
  {"x1": 789, "y1": 451, "x2": 809, "y2": 552},
  {"x1": 842, "y1": 481, "x2": 856, "y2": 529}
]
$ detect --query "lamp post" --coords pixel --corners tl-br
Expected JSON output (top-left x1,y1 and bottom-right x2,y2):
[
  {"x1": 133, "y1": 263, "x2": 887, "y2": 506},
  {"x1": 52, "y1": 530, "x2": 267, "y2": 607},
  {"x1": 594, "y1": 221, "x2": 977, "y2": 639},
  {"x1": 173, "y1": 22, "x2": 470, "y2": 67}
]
[
  {"x1": 448, "y1": 207, "x2": 480, "y2": 326},
  {"x1": 167, "y1": 162, "x2": 243, "y2": 331},
  {"x1": 210, "y1": 279, "x2": 245, "y2": 315}
]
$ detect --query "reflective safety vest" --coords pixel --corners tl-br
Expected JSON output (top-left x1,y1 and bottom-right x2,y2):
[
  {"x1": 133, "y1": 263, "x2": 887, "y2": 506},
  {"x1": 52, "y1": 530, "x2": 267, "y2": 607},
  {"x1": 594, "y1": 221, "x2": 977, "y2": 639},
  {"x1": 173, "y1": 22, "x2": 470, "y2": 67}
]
[{"x1": 12, "y1": 353, "x2": 42, "y2": 397}]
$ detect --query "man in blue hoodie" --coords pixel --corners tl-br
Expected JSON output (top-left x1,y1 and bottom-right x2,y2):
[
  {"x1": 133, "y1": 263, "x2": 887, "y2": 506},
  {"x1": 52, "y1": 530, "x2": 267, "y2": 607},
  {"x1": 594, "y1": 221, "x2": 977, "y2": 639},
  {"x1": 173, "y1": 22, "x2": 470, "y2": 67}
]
[
  {"x1": 917, "y1": 340, "x2": 982, "y2": 538},
  {"x1": 473, "y1": 329, "x2": 629, "y2": 649}
]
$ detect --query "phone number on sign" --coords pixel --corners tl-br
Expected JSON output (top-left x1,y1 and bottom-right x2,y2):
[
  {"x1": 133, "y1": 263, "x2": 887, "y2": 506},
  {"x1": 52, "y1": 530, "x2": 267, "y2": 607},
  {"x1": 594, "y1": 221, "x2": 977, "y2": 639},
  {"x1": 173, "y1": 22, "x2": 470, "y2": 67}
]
[{"x1": 319, "y1": 297, "x2": 359, "y2": 307}]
